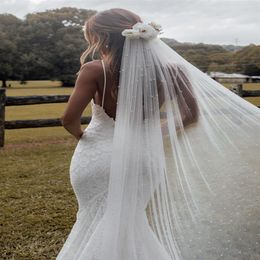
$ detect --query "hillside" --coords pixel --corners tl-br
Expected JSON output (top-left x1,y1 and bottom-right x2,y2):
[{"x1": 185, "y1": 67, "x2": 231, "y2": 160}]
[{"x1": 160, "y1": 37, "x2": 260, "y2": 75}]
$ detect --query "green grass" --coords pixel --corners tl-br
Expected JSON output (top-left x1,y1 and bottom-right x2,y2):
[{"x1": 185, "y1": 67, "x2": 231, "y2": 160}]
[
  {"x1": 1, "y1": 81, "x2": 88, "y2": 259},
  {"x1": 0, "y1": 139, "x2": 78, "y2": 259},
  {"x1": 1, "y1": 80, "x2": 260, "y2": 259}
]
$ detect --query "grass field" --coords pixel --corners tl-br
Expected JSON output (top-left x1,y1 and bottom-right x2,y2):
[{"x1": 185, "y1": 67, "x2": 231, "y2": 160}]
[
  {"x1": 1, "y1": 141, "x2": 77, "y2": 259},
  {"x1": 1, "y1": 80, "x2": 260, "y2": 259},
  {"x1": 1, "y1": 81, "x2": 88, "y2": 259}
]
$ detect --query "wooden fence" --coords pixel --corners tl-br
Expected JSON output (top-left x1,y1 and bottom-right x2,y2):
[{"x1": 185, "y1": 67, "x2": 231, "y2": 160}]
[
  {"x1": 230, "y1": 84, "x2": 260, "y2": 97},
  {"x1": 0, "y1": 88, "x2": 91, "y2": 148},
  {"x1": 0, "y1": 83, "x2": 259, "y2": 148}
]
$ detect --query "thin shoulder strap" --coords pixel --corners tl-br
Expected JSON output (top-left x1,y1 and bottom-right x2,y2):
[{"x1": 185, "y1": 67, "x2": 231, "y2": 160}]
[{"x1": 101, "y1": 59, "x2": 107, "y2": 108}]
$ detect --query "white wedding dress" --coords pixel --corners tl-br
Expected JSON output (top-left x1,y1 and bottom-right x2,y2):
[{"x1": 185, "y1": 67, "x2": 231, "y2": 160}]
[{"x1": 56, "y1": 60, "x2": 174, "y2": 260}]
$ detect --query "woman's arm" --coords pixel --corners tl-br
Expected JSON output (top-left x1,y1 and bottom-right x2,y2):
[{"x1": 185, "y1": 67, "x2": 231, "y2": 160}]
[
  {"x1": 175, "y1": 66, "x2": 199, "y2": 127},
  {"x1": 61, "y1": 61, "x2": 100, "y2": 140},
  {"x1": 159, "y1": 64, "x2": 199, "y2": 134}
]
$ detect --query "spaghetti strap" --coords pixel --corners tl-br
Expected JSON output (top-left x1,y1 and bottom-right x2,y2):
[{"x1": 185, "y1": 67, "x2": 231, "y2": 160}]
[{"x1": 101, "y1": 59, "x2": 107, "y2": 108}]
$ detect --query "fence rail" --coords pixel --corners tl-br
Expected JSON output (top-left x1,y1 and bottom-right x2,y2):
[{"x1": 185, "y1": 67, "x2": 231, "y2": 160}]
[
  {"x1": 0, "y1": 89, "x2": 90, "y2": 148},
  {"x1": 230, "y1": 84, "x2": 260, "y2": 97},
  {"x1": 0, "y1": 83, "x2": 260, "y2": 148},
  {"x1": 6, "y1": 95, "x2": 70, "y2": 106},
  {"x1": 5, "y1": 117, "x2": 91, "y2": 129}
]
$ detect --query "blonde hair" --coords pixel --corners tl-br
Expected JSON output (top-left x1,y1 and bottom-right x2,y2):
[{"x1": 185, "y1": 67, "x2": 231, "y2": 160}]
[{"x1": 80, "y1": 8, "x2": 142, "y2": 99}]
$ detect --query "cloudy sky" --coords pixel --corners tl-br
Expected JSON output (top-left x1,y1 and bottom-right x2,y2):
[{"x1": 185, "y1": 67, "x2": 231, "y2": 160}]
[{"x1": 1, "y1": 0, "x2": 260, "y2": 45}]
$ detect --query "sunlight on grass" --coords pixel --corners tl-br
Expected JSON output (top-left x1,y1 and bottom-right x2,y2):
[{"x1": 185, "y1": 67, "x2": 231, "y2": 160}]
[
  {"x1": 4, "y1": 126, "x2": 88, "y2": 145},
  {"x1": 6, "y1": 103, "x2": 91, "y2": 121}
]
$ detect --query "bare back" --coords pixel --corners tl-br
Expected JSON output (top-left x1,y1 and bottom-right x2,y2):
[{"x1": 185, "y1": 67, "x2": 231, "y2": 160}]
[
  {"x1": 93, "y1": 60, "x2": 118, "y2": 120},
  {"x1": 61, "y1": 59, "x2": 118, "y2": 126}
]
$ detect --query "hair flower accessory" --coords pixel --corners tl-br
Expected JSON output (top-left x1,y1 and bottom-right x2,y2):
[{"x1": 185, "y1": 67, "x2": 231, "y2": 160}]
[{"x1": 122, "y1": 21, "x2": 163, "y2": 40}]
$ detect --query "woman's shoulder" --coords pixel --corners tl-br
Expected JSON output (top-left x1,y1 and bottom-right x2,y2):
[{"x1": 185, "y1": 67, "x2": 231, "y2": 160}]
[{"x1": 78, "y1": 60, "x2": 104, "y2": 78}]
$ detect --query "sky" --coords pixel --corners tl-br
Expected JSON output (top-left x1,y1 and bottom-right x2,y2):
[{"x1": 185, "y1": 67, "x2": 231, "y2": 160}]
[{"x1": 1, "y1": 0, "x2": 260, "y2": 45}]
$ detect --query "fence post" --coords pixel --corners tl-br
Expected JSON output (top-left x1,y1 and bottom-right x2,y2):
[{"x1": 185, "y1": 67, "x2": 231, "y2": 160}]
[
  {"x1": 231, "y1": 84, "x2": 243, "y2": 96},
  {"x1": 0, "y1": 88, "x2": 6, "y2": 148}
]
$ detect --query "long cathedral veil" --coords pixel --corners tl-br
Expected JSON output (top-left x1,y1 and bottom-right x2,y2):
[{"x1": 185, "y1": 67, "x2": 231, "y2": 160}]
[{"x1": 96, "y1": 22, "x2": 260, "y2": 260}]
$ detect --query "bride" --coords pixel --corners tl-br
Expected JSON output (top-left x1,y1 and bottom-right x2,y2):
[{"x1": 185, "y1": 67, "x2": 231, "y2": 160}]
[{"x1": 58, "y1": 8, "x2": 260, "y2": 260}]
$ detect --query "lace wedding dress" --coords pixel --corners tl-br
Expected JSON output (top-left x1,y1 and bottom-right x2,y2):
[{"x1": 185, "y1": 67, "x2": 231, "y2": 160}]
[{"x1": 56, "y1": 60, "x2": 175, "y2": 260}]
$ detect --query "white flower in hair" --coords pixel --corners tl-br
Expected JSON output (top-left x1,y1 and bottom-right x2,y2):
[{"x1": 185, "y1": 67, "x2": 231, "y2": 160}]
[
  {"x1": 122, "y1": 21, "x2": 163, "y2": 40},
  {"x1": 148, "y1": 21, "x2": 163, "y2": 32},
  {"x1": 121, "y1": 28, "x2": 140, "y2": 39}
]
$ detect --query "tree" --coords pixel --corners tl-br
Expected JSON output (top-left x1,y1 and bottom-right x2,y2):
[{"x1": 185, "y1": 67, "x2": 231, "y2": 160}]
[
  {"x1": 17, "y1": 7, "x2": 96, "y2": 85},
  {"x1": 0, "y1": 14, "x2": 22, "y2": 87}
]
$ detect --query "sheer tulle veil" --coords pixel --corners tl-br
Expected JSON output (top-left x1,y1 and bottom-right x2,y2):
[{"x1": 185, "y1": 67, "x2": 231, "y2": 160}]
[{"x1": 96, "y1": 22, "x2": 260, "y2": 259}]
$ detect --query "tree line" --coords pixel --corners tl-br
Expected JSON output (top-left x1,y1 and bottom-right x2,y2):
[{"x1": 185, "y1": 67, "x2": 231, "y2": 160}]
[
  {"x1": 0, "y1": 7, "x2": 260, "y2": 88},
  {"x1": 0, "y1": 7, "x2": 95, "y2": 87}
]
